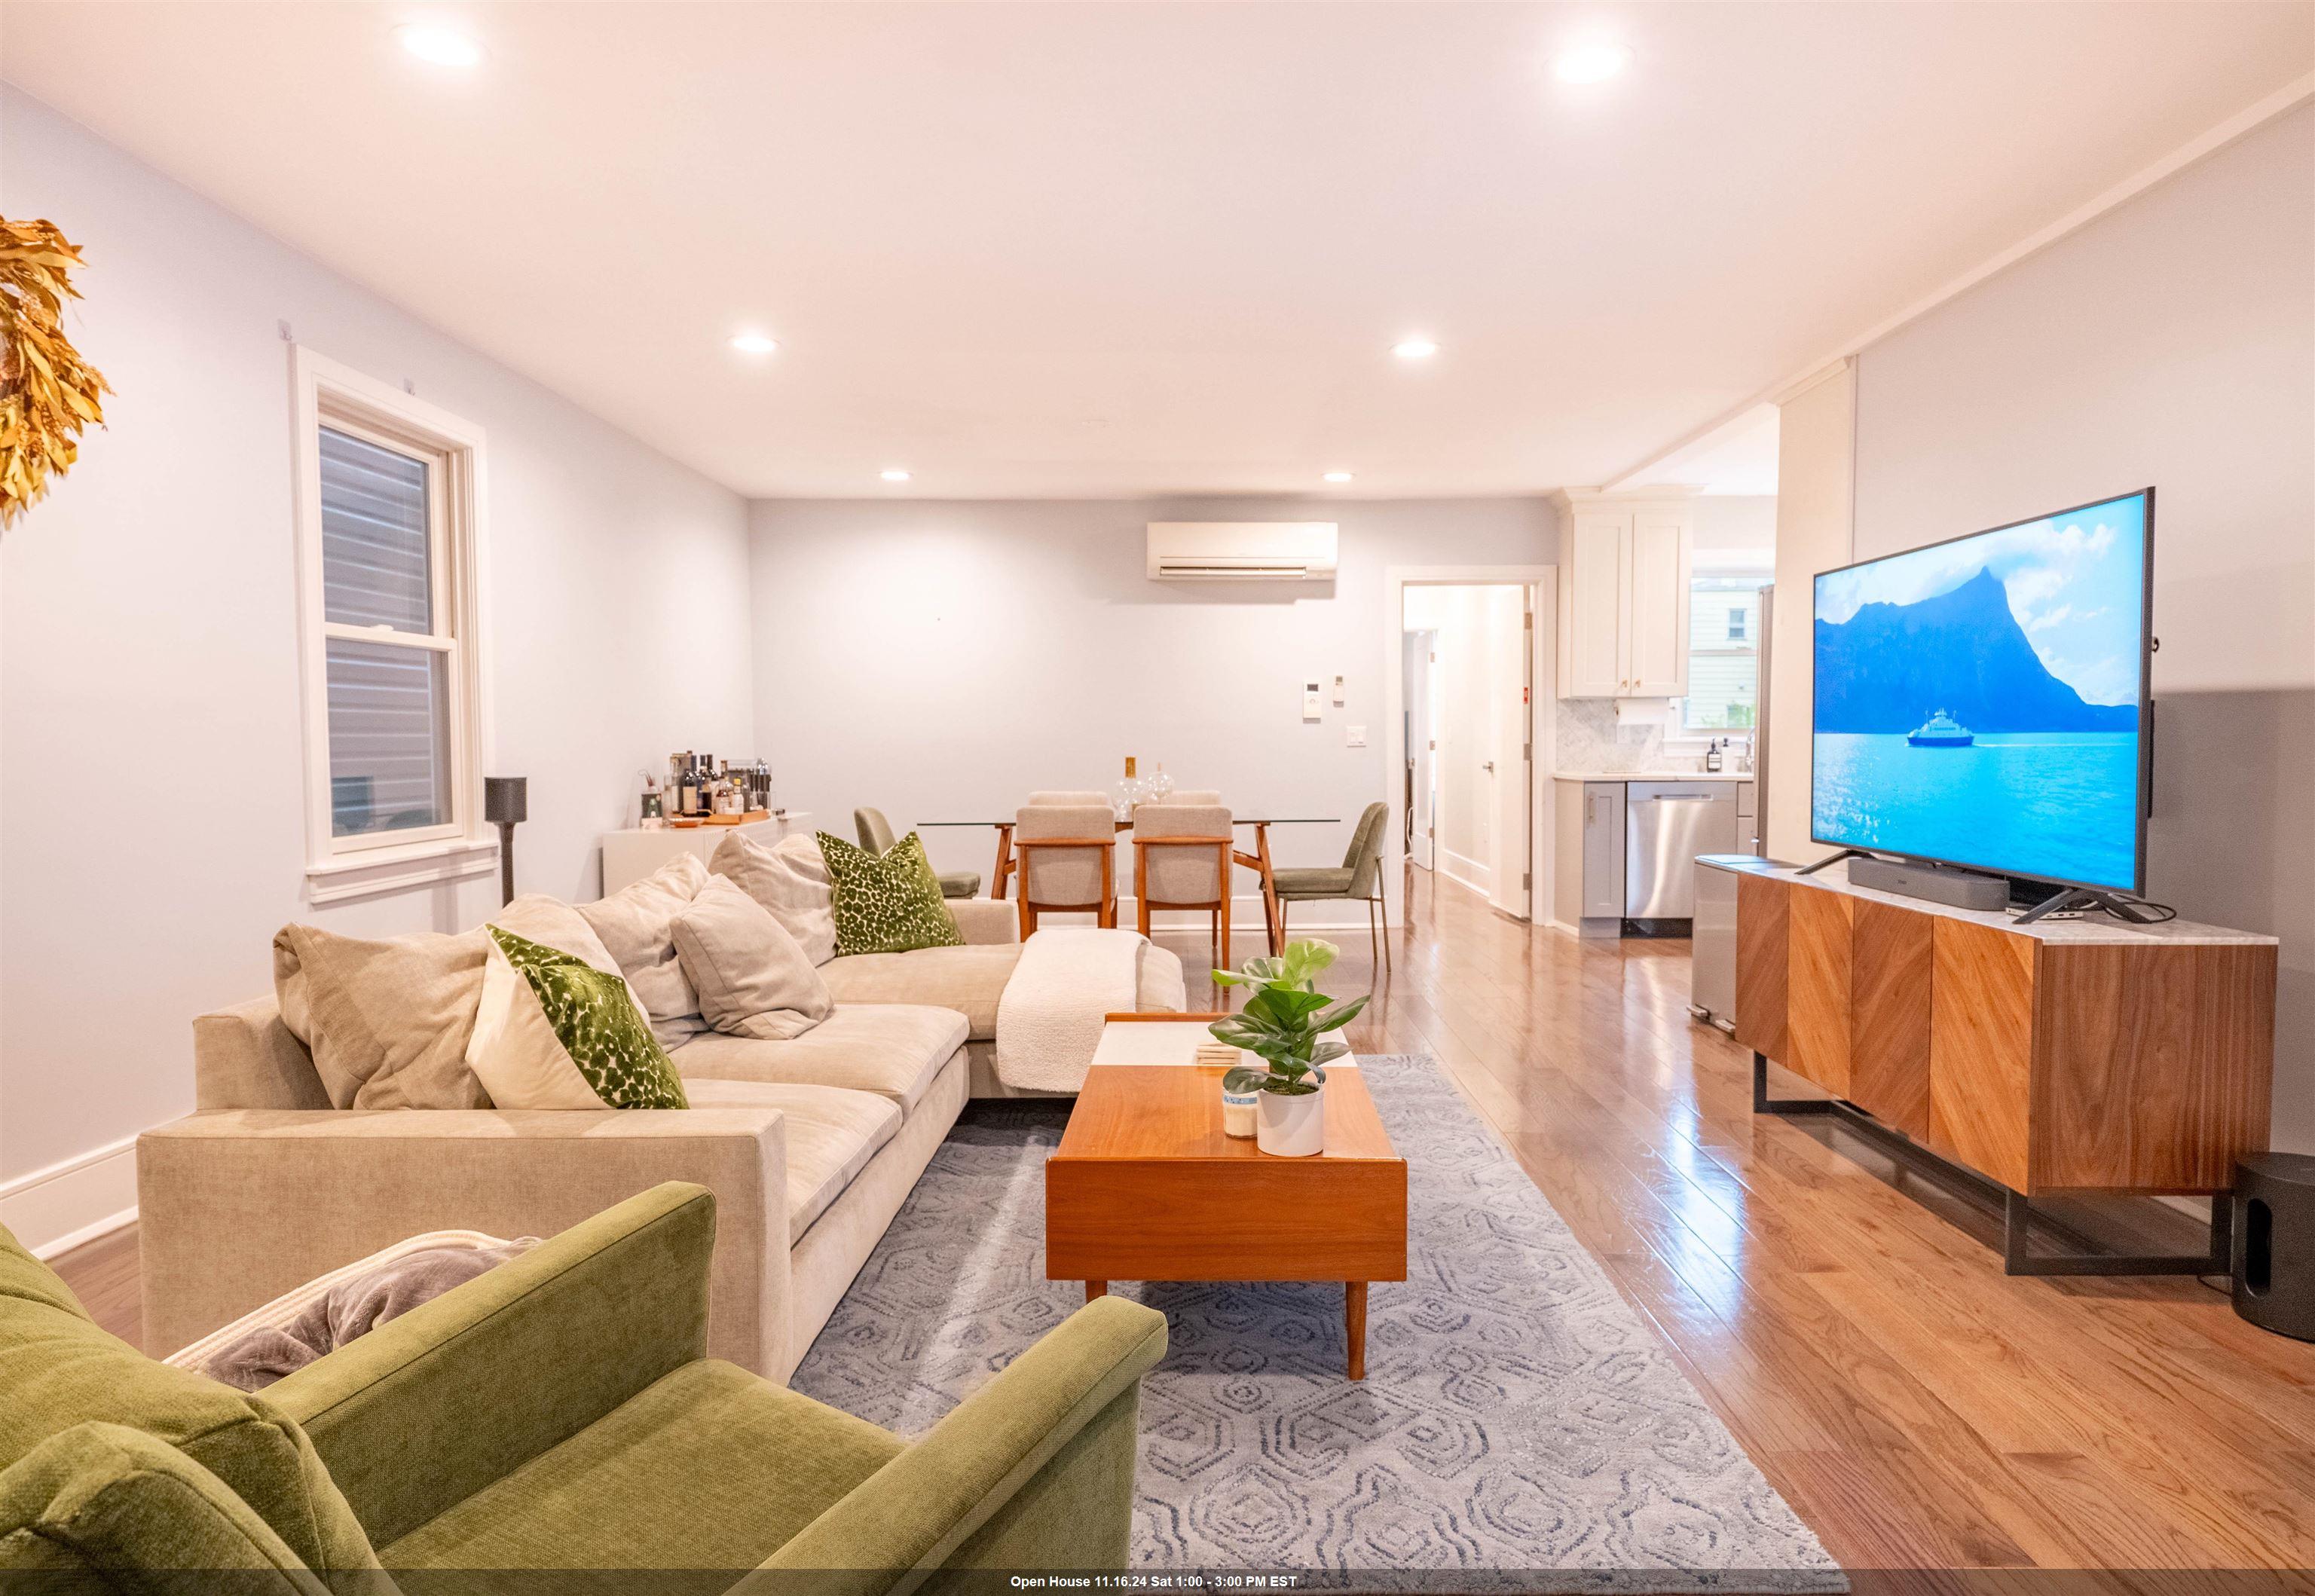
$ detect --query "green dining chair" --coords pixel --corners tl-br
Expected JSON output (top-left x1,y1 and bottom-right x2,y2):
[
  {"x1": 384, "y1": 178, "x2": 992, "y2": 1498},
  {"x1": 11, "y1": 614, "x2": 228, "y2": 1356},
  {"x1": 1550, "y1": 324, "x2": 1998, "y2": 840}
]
[
  {"x1": 855, "y1": 806, "x2": 982, "y2": 898},
  {"x1": 1270, "y1": 800, "x2": 1392, "y2": 971}
]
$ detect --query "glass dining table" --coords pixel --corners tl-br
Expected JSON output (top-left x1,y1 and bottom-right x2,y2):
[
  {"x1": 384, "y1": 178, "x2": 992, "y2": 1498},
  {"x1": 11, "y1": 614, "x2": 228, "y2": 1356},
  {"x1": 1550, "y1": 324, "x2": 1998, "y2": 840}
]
[{"x1": 916, "y1": 815, "x2": 1335, "y2": 954}]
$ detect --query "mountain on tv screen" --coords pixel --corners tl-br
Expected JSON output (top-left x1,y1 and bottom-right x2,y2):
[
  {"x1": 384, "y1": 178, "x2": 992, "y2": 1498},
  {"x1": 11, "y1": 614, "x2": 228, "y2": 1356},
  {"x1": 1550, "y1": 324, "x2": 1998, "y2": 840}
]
[{"x1": 1811, "y1": 490, "x2": 2150, "y2": 892}]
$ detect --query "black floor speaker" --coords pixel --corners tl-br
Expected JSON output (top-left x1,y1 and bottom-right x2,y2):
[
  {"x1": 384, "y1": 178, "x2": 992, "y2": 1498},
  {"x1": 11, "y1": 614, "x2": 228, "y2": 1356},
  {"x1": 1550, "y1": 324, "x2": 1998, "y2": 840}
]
[{"x1": 2233, "y1": 1152, "x2": 2315, "y2": 1341}]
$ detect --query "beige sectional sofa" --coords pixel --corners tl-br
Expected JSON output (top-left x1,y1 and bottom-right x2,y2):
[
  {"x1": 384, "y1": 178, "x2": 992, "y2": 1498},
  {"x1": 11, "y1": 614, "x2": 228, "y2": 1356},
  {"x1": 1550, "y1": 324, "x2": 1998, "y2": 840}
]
[{"x1": 141, "y1": 838, "x2": 1183, "y2": 1386}]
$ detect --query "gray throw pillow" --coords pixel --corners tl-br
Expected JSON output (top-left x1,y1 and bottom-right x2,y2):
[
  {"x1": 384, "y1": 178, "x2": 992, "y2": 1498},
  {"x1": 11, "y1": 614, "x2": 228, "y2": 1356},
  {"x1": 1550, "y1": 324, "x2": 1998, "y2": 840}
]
[
  {"x1": 710, "y1": 829, "x2": 838, "y2": 965},
  {"x1": 574, "y1": 853, "x2": 711, "y2": 1047},
  {"x1": 671, "y1": 874, "x2": 835, "y2": 1041}
]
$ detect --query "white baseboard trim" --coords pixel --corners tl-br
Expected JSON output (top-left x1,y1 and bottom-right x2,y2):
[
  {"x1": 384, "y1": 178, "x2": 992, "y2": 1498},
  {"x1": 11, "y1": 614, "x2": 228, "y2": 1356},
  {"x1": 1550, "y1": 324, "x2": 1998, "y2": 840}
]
[
  {"x1": 2, "y1": 1136, "x2": 139, "y2": 1259},
  {"x1": 1436, "y1": 847, "x2": 1493, "y2": 897}
]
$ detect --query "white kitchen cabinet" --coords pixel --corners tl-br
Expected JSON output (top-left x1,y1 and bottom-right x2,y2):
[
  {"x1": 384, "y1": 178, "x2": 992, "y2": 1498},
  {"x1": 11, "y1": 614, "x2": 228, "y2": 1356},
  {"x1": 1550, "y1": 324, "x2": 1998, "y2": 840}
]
[
  {"x1": 1552, "y1": 493, "x2": 1694, "y2": 699},
  {"x1": 1560, "y1": 512, "x2": 1628, "y2": 698}
]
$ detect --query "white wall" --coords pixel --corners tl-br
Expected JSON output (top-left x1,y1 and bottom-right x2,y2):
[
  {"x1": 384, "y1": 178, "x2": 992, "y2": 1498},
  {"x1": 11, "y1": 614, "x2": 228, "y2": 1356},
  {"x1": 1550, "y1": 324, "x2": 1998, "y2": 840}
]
[
  {"x1": 1850, "y1": 102, "x2": 2315, "y2": 1149},
  {"x1": 747, "y1": 497, "x2": 1555, "y2": 919},
  {"x1": 1765, "y1": 362, "x2": 1856, "y2": 863},
  {"x1": 0, "y1": 93, "x2": 756, "y2": 1247},
  {"x1": 1693, "y1": 495, "x2": 1778, "y2": 568}
]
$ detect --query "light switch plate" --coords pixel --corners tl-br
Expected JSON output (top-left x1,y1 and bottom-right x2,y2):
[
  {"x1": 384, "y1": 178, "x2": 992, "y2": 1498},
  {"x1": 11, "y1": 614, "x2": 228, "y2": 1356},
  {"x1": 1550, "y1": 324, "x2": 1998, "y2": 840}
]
[{"x1": 1345, "y1": 724, "x2": 1367, "y2": 748}]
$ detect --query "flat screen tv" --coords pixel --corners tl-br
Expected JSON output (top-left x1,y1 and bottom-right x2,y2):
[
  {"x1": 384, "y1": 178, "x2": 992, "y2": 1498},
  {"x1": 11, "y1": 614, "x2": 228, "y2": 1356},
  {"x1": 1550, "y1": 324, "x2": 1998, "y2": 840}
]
[{"x1": 1811, "y1": 488, "x2": 2153, "y2": 894}]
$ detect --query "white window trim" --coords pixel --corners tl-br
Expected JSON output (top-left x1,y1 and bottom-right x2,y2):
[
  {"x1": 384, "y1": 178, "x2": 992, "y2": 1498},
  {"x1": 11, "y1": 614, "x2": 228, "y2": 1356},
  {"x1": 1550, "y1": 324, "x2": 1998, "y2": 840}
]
[{"x1": 290, "y1": 347, "x2": 496, "y2": 898}]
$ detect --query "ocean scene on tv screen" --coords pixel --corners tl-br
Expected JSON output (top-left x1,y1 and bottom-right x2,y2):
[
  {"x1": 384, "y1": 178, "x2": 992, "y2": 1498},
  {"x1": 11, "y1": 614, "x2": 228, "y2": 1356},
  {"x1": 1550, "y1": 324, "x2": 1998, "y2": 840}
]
[{"x1": 1812, "y1": 492, "x2": 2146, "y2": 890}]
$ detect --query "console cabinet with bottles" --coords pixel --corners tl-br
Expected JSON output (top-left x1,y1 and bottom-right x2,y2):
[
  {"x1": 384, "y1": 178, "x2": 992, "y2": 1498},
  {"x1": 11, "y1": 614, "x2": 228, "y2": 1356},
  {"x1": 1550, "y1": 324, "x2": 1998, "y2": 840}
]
[{"x1": 1553, "y1": 490, "x2": 1694, "y2": 700}]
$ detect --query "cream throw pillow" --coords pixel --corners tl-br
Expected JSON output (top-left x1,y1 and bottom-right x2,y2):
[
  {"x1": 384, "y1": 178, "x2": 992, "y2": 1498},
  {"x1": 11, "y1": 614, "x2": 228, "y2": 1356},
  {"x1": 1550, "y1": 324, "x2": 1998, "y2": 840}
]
[
  {"x1": 671, "y1": 874, "x2": 834, "y2": 1041},
  {"x1": 492, "y1": 893, "x2": 623, "y2": 976},
  {"x1": 274, "y1": 899, "x2": 632, "y2": 1111},
  {"x1": 710, "y1": 829, "x2": 838, "y2": 965},
  {"x1": 273, "y1": 925, "x2": 490, "y2": 1111},
  {"x1": 575, "y1": 853, "x2": 711, "y2": 1047},
  {"x1": 465, "y1": 926, "x2": 690, "y2": 1110}
]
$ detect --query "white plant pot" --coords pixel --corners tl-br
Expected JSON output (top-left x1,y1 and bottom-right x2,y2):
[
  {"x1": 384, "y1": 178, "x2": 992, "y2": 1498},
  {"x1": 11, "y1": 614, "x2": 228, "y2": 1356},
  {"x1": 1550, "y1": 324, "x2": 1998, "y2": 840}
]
[{"x1": 1255, "y1": 1085, "x2": 1326, "y2": 1157}]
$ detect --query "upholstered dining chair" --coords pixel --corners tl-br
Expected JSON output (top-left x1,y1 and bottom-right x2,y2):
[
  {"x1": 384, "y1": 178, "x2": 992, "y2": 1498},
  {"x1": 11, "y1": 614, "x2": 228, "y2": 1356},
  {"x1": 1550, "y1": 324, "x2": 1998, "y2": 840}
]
[
  {"x1": 1130, "y1": 800, "x2": 1237, "y2": 965},
  {"x1": 1013, "y1": 802, "x2": 1118, "y2": 937},
  {"x1": 1272, "y1": 800, "x2": 1393, "y2": 971},
  {"x1": 853, "y1": 806, "x2": 982, "y2": 898},
  {"x1": 1027, "y1": 790, "x2": 1109, "y2": 806}
]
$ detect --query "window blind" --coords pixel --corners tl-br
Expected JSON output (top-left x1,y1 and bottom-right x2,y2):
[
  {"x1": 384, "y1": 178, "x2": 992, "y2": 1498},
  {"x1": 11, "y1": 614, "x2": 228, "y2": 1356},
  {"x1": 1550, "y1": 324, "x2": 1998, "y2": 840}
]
[
  {"x1": 320, "y1": 426, "x2": 433, "y2": 632},
  {"x1": 317, "y1": 425, "x2": 450, "y2": 836},
  {"x1": 326, "y1": 640, "x2": 450, "y2": 835}
]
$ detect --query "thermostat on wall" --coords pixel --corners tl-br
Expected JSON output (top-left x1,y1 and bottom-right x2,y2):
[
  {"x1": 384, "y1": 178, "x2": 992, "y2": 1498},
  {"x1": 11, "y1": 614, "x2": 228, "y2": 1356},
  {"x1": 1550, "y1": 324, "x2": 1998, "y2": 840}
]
[{"x1": 1302, "y1": 680, "x2": 1323, "y2": 721}]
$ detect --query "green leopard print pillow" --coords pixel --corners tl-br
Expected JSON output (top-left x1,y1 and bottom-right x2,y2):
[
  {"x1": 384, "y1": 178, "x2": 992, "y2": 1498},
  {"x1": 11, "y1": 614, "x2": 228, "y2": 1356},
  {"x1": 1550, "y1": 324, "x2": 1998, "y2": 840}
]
[
  {"x1": 470, "y1": 925, "x2": 690, "y2": 1109},
  {"x1": 816, "y1": 830, "x2": 965, "y2": 958}
]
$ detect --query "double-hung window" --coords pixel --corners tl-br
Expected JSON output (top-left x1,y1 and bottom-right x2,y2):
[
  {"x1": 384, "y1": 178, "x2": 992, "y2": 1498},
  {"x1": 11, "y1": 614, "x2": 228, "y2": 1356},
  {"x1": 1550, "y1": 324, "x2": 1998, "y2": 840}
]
[
  {"x1": 1680, "y1": 573, "x2": 1769, "y2": 732},
  {"x1": 292, "y1": 350, "x2": 490, "y2": 891}
]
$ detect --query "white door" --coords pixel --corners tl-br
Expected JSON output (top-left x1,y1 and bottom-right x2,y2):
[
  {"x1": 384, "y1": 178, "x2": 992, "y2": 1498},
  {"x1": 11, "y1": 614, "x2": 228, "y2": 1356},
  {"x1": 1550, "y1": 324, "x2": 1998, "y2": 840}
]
[
  {"x1": 1490, "y1": 588, "x2": 1533, "y2": 919},
  {"x1": 1625, "y1": 509, "x2": 1692, "y2": 697},
  {"x1": 1558, "y1": 512, "x2": 1627, "y2": 699},
  {"x1": 1402, "y1": 629, "x2": 1436, "y2": 870}
]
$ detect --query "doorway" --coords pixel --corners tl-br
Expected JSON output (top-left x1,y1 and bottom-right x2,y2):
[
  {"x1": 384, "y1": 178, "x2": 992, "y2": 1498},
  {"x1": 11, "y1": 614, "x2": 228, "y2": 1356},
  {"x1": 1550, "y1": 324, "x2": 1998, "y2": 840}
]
[
  {"x1": 1402, "y1": 628, "x2": 1438, "y2": 870},
  {"x1": 1394, "y1": 575, "x2": 1549, "y2": 920}
]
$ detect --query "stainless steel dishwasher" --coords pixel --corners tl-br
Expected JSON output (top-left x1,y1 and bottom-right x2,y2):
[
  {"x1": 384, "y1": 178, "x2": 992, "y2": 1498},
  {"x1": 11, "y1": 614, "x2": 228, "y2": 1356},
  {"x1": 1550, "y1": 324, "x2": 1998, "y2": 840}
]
[{"x1": 1625, "y1": 781, "x2": 1740, "y2": 928}]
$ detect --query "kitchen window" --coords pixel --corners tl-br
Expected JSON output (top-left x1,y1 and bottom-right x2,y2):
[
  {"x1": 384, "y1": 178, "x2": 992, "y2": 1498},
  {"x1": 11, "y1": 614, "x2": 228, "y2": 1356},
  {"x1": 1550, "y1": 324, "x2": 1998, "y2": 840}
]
[
  {"x1": 292, "y1": 349, "x2": 493, "y2": 897},
  {"x1": 1680, "y1": 573, "x2": 1768, "y2": 732}
]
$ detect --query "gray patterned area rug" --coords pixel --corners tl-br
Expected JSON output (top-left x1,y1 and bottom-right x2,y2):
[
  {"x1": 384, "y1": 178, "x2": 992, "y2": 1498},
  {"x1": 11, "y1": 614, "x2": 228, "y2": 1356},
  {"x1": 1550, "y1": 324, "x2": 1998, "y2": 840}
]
[{"x1": 792, "y1": 1055, "x2": 1842, "y2": 1590}]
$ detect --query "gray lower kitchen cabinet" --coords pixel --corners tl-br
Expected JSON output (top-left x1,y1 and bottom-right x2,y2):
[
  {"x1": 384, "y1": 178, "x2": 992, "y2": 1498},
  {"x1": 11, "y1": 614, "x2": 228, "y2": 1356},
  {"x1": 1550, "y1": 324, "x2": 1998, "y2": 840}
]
[{"x1": 1552, "y1": 776, "x2": 1757, "y2": 937}]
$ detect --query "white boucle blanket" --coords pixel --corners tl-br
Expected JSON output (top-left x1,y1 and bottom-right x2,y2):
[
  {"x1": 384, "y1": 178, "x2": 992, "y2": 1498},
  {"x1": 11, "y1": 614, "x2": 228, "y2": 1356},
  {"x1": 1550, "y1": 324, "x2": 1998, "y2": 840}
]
[{"x1": 993, "y1": 927, "x2": 1152, "y2": 1092}]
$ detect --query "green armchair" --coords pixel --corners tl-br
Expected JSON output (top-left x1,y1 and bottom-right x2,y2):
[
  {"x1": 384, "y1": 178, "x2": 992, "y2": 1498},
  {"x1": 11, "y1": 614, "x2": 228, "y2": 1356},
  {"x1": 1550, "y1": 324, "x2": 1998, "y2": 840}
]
[
  {"x1": 0, "y1": 1183, "x2": 1167, "y2": 1588},
  {"x1": 856, "y1": 807, "x2": 982, "y2": 900}
]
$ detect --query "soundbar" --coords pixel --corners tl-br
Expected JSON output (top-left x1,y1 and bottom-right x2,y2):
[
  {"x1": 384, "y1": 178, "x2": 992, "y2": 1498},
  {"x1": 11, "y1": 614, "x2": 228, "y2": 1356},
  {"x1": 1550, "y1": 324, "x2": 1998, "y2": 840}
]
[{"x1": 1846, "y1": 855, "x2": 2010, "y2": 911}]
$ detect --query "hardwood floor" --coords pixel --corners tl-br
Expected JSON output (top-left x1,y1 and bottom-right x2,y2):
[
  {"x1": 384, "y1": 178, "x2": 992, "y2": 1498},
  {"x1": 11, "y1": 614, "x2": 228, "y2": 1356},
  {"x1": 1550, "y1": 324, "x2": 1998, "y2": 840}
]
[{"x1": 49, "y1": 867, "x2": 2315, "y2": 1572}]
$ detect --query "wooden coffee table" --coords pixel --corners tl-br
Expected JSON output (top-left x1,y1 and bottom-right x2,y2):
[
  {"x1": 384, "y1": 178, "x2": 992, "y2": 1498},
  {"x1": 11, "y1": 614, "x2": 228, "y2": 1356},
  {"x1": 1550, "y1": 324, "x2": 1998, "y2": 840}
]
[{"x1": 1044, "y1": 1059, "x2": 1407, "y2": 1378}]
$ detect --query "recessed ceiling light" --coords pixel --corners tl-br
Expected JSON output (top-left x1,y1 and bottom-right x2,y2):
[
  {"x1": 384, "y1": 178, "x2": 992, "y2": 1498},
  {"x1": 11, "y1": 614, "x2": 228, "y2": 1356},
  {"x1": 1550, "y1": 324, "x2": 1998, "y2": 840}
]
[
  {"x1": 1323, "y1": 471, "x2": 1354, "y2": 483},
  {"x1": 879, "y1": 468, "x2": 912, "y2": 483},
  {"x1": 1552, "y1": 43, "x2": 1633, "y2": 84},
  {"x1": 729, "y1": 332, "x2": 780, "y2": 355},
  {"x1": 395, "y1": 24, "x2": 484, "y2": 68},
  {"x1": 1392, "y1": 338, "x2": 1439, "y2": 360}
]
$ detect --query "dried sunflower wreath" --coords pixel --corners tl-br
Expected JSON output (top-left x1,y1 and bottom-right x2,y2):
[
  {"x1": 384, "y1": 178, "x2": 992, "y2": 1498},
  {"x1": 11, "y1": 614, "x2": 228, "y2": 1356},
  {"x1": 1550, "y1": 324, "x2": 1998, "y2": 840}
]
[{"x1": 1, "y1": 216, "x2": 110, "y2": 527}]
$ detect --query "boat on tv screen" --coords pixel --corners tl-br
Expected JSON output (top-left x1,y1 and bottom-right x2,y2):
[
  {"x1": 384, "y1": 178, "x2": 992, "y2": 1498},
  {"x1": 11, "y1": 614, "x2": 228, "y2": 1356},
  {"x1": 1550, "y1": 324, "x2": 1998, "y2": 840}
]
[{"x1": 1812, "y1": 491, "x2": 2146, "y2": 891}]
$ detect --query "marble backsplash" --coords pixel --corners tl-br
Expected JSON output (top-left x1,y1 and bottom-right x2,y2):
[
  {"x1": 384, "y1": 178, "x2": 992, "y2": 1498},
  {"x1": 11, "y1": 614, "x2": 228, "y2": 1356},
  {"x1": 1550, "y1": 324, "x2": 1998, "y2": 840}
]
[{"x1": 1555, "y1": 697, "x2": 1751, "y2": 775}]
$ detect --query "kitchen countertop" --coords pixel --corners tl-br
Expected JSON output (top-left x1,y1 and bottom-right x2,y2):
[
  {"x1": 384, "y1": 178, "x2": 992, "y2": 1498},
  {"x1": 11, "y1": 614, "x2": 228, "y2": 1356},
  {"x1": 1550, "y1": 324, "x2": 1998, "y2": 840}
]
[{"x1": 1550, "y1": 769, "x2": 1753, "y2": 783}]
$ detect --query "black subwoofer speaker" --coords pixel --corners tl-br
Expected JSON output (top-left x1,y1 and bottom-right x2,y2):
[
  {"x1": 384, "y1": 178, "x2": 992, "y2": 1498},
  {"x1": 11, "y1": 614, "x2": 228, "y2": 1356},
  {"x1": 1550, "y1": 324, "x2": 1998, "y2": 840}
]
[{"x1": 2233, "y1": 1152, "x2": 2315, "y2": 1342}]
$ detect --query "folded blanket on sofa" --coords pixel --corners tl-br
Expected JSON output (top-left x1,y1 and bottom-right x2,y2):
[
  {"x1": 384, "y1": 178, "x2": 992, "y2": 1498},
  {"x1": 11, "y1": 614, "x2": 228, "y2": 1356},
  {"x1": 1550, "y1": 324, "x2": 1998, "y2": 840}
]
[
  {"x1": 993, "y1": 928, "x2": 1157, "y2": 1092},
  {"x1": 167, "y1": 1231, "x2": 537, "y2": 1391}
]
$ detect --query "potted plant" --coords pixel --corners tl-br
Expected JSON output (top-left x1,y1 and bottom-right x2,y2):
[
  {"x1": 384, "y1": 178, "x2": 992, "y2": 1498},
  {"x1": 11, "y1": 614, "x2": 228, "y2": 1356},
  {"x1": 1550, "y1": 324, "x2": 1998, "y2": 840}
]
[{"x1": 1210, "y1": 939, "x2": 1369, "y2": 1157}]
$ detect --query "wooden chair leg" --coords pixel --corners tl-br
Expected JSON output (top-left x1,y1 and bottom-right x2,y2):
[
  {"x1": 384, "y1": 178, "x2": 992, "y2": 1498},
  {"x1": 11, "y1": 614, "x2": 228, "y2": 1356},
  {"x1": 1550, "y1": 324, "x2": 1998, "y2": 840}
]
[
  {"x1": 1375, "y1": 891, "x2": 1392, "y2": 971},
  {"x1": 1216, "y1": 842, "x2": 1231, "y2": 968},
  {"x1": 1136, "y1": 844, "x2": 1151, "y2": 939}
]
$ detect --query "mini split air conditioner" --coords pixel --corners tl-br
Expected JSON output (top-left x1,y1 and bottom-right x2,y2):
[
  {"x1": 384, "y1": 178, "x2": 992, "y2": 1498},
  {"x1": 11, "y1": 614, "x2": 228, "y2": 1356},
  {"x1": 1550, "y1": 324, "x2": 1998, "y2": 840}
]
[{"x1": 1145, "y1": 521, "x2": 1338, "y2": 582}]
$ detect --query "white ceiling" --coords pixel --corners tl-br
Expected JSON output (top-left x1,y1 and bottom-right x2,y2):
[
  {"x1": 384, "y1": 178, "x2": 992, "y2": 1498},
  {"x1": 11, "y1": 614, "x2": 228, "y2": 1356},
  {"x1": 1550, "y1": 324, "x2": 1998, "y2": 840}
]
[
  {"x1": 6, "y1": 2, "x2": 2310, "y2": 500},
  {"x1": 1627, "y1": 403, "x2": 1781, "y2": 497}
]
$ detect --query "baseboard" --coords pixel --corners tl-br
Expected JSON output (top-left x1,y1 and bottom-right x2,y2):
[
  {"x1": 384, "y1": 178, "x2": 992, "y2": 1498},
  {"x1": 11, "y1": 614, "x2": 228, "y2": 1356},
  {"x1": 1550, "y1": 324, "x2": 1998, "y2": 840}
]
[
  {"x1": 1436, "y1": 847, "x2": 1492, "y2": 897},
  {"x1": 1, "y1": 1136, "x2": 139, "y2": 1259}
]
